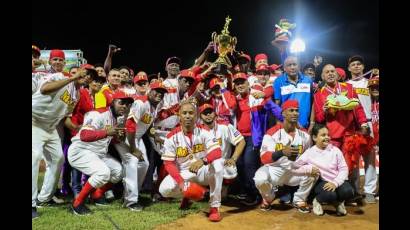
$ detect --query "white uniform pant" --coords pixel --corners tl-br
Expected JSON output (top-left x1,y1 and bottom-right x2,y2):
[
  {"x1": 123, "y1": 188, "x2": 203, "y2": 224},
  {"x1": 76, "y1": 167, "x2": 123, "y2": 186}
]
[
  {"x1": 350, "y1": 149, "x2": 378, "y2": 195},
  {"x1": 159, "y1": 158, "x2": 224, "y2": 208},
  {"x1": 253, "y1": 165, "x2": 316, "y2": 203},
  {"x1": 115, "y1": 139, "x2": 149, "y2": 207},
  {"x1": 32, "y1": 124, "x2": 65, "y2": 207},
  {"x1": 68, "y1": 147, "x2": 123, "y2": 188}
]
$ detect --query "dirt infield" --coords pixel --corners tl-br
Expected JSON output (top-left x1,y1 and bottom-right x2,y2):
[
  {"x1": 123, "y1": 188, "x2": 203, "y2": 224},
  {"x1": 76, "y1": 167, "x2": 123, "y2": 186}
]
[{"x1": 156, "y1": 199, "x2": 378, "y2": 230}]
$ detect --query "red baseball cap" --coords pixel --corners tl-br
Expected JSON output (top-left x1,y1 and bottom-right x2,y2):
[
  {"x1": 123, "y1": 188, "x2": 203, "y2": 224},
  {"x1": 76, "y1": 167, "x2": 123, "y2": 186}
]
[
  {"x1": 80, "y1": 64, "x2": 95, "y2": 70},
  {"x1": 79, "y1": 64, "x2": 98, "y2": 78},
  {"x1": 112, "y1": 90, "x2": 134, "y2": 101},
  {"x1": 165, "y1": 56, "x2": 181, "y2": 67},
  {"x1": 180, "y1": 69, "x2": 196, "y2": 80},
  {"x1": 282, "y1": 100, "x2": 299, "y2": 111},
  {"x1": 270, "y1": 64, "x2": 282, "y2": 71},
  {"x1": 32, "y1": 45, "x2": 41, "y2": 57},
  {"x1": 255, "y1": 53, "x2": 268, "y2": 63},
  {"x1": 199, "y1": 103, "x2": 214, "y2": 114},
  {"x1": 209, "y1": 77, "x2": 222, "y2": 89},
  {"x1": 133, "y1": 73, "x2": 148, "y2": 83},
  {"x1": 150, "y1": 81, "x2": 168, "y2": 93},
  {"x1": 335, "y1": 67, "x2": 346, "y2": 80},
  {"x1": 49, "y1": 49, "x2": 65, "y2": 60},
  {"x1": 256, "y1": 64, "x2": 271, "y2": 74},
  {"x1": 233, "y1": 72, "x2": 247, "y2": 82}
]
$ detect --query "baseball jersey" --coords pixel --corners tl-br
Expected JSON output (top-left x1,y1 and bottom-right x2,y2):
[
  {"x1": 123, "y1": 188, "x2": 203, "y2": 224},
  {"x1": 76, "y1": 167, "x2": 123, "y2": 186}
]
[
  {"x1": 70, "y1": 108, "x2": 116, "y2": 155},
  {"x1": 157, "y1": 78, "x2": 180, "y2": 128},
  {"x1": 32, "y1": 72, "x2": 47, "y2": 95},
  {"x1": 162, "y1": 125, "x2": 220, "y2": 171},
  {"x1": 32, "y1": 73, "x2": 80, "y2": 131},
  {"x1": 210, "y1": 121, "x2": 244, "y2": 159},
  {"x1": 347, "y1": 77, "x2": 372, "y2": 120},
  {"x1": 128, "y1": 97, "x2": 161, "y2": 139},
  {"x1": 260, "y1": 124, "x2": 311, "y2": 170}
]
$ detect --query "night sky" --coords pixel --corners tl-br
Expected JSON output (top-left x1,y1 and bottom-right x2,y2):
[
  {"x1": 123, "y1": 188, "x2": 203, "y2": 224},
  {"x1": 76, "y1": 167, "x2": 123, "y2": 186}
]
[{"x1": 32, "y1": 0, "x2": 379, "y2": 75}]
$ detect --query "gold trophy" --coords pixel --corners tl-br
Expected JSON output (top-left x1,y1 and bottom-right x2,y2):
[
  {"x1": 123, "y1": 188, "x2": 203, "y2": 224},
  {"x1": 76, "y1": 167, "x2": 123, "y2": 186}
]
[{"x1": 211, "y1": 16, "x2": 237, "y2": 75}]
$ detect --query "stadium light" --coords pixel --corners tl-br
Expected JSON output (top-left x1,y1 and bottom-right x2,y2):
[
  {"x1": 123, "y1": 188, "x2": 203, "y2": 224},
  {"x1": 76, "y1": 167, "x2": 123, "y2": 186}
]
[{"x1": 290, "y1": 38, "x2": 306, "y2": 53}]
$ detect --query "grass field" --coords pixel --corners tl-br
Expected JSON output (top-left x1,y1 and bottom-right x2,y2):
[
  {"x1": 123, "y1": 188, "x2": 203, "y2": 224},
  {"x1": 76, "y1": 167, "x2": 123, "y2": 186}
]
[{"x1": 32, "y1": 173, "x2": 208, "y2": 230}]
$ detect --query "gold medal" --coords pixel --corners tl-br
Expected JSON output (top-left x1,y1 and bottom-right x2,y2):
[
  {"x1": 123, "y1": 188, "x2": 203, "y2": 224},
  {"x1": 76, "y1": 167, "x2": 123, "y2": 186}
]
[{"x1": 150, "y1": 127, "x2": 156, "y2": 135}]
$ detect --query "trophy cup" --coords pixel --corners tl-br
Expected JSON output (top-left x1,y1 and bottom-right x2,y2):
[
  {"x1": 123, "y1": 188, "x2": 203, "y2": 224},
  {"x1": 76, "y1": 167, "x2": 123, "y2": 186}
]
[
  {"x1": 211, "y1": 16, "x2": 237, "y2": 75},
  {"x1": 271, "y1": 18, "x2": 296, "y2": 50}
]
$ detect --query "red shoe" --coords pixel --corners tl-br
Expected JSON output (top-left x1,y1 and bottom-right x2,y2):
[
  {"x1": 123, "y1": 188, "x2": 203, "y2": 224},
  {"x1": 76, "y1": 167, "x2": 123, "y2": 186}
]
[
  {"x1": 179, "y1": 198, "x2": 193, "y2": 210},
  {"x1": 208, "y1": 207, "x2": 222, "y2": 222}
]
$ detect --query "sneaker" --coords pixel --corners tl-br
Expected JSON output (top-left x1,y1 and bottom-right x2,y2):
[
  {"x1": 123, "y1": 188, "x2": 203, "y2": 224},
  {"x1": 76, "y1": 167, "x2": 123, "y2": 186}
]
[
  {"x1": 208, "y1": 207, "x2": 222, "y2": 222},
  {"x1": 312, "y1": 198, "x2": 324, "y2": 216},
  {"x1": 71, "y1": 203, "x2": 92, "y2": 216},
  {"x1": 179, "y1": 198, "x2": 193, "y2": 210},
  {"x1": 259, "y1": 199, "x2": 272, "y2": 211},
  {"x1": 32, "y1": 207, "x2": 39, "y2": 219},
  {"x1": 105, "y1": 190, "x2": 115, "y2": 201},
  {"x1": 279, "y1": 193, "x2": 292, "y2": 204},
  {"x1": 335, "y1": 201, "x2": 347, "y2": 216},
  {"x1": 240, "y1": 196, "x2": 259, "y2": 206},
  {"x1": 151, "y1": 193, "x2": 168, "y2": 202},
  {"x1": 93, "y1": 197, "x2": 109, "y2": 206},
  {"x1": 364, "y1": 193, "x2": 376, "y2": 204},
  {"x1": 235, "y1": 193, "x2": 247, "y2": 200},
  {"x1": 293, "y1": 201, "x2": 310, "y2": 213},
  {"x1": 52, "y1": 196, "x2": 65, "y2": 204},
  {"x1": 36, "y1": 198, "x2": 60, "y2": 208},
  {"x1": 128, "y1": 203, "x2": 144, "y2": 212}
]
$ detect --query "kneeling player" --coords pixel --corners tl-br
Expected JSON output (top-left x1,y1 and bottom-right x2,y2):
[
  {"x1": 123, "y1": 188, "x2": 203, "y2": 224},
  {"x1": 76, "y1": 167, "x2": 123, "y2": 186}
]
[{"x1": 68, "y1": 91, "x2": 133, "y2": 215}]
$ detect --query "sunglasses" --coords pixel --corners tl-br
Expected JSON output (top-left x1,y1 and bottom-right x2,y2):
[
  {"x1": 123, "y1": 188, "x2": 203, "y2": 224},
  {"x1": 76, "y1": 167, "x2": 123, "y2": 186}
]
[{"x1": 202, "y1": 109, "x2": 214, "y2": 115}]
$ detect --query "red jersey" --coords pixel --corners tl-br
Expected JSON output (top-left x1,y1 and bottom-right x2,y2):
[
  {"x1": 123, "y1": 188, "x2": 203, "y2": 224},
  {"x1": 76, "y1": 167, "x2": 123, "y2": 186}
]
[{"x1": 314, "y1": 82, "x2": 367, "y2": 140}]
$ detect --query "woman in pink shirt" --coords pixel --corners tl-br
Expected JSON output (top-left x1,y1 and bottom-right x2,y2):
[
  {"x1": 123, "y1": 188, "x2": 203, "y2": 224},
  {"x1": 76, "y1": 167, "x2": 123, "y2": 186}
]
[{"x1": 292, "y1": 124, "x2": 354, "y2": 216}]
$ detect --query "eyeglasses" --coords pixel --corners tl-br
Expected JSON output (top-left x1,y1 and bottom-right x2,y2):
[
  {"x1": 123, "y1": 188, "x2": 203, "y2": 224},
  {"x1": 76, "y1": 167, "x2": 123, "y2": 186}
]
[{"x1": 202, "y1": 110, "x2": 214, "y2": 115}]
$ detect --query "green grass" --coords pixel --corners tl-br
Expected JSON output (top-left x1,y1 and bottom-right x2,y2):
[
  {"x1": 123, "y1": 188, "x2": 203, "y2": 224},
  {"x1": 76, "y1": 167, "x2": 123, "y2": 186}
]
[{"x1": 33, "y1": 173, "x2": 208, "y2": 230}]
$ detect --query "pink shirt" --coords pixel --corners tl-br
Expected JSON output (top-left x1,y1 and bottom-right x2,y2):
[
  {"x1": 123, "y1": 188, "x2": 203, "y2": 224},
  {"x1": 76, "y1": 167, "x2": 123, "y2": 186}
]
[{"x1": 292, "y1": 144, "x2": 348, "y2": 187}]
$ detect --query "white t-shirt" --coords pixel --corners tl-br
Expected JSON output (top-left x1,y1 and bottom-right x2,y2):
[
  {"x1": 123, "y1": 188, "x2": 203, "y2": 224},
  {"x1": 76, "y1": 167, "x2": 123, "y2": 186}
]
[
  {"x1": 70, "y1": 109, "x2": 116, "y2": 155},
  {"x1": 162, "y1": 125, "x2": 220, "y2": 171},
  {"x1": 128, "y1": 97, "x2": 161, "y2": 139},
  {"x1": 260, "y1": 125, "x2": 311, "y2": 170},
  {"x1": 32, "y1": 73, "x2": 79, "y2": 131},
  {"x1": 347, "y1": 77, "x2": 372, "y2": 120},
  {"x1": 209, "y1": 122, "x2": 244, "y2": 159}
]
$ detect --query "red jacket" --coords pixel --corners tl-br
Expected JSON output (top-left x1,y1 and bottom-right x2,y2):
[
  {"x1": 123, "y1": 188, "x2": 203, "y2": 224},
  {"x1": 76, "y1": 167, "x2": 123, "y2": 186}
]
[
  {"x1": 314, "y1": 82, "x2": 367, "y2": 140},
  {"x1": 236, "y1": 94, "x2": 251, "y2": 136}
]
